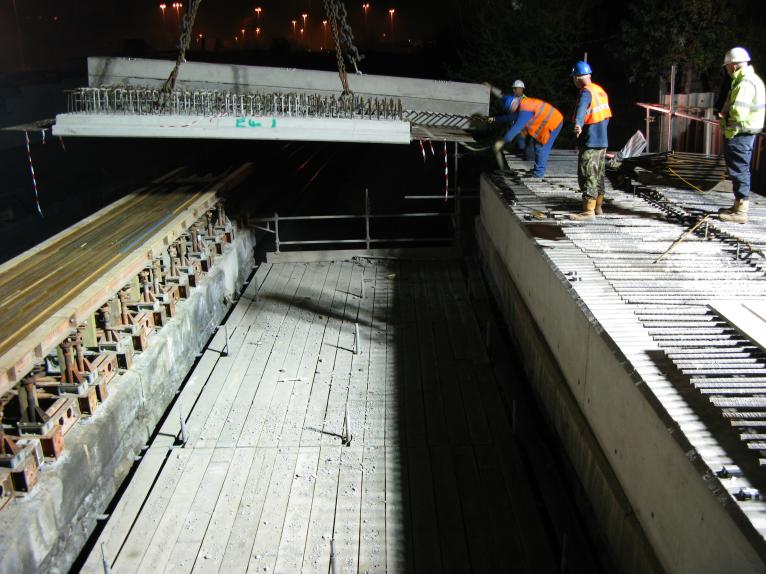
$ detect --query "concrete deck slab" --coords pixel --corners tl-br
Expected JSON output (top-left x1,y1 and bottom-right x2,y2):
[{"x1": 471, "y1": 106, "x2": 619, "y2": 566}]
[{"x1": 477, "y1": 152, "x2": 766, "y2": 573}]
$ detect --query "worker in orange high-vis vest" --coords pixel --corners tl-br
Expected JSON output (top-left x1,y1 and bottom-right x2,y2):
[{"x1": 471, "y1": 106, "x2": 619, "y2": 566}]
[
  {"x1": 570, "y1": 60, "x2": 612, "y2": 221},
  {"x1": 488, "y1": 96, "x2": 563, "y2": 177}
]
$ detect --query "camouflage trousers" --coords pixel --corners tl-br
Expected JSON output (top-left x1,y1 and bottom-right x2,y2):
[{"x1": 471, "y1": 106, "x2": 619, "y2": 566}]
[{"x1": 578, "y1": 147, "x2": 607, "y2": 199}]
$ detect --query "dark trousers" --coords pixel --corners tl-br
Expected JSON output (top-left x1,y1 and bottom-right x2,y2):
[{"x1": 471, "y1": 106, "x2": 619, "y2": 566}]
[{"x1": 724, "y1": 134, "x2": 756, "y2": 199}]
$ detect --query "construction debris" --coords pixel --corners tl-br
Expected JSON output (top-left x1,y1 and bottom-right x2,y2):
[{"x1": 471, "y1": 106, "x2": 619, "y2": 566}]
[{"x1": 620, "y1": 151, "x2": 727, "y2": 190}]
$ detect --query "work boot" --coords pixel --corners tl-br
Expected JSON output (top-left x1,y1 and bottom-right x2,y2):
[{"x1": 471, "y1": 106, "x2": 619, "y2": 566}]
[
  {"x1": 718, "y1": 199, "x2": 738, "y2": 215},
  {"x1": 570, "y1": 198, "x2": 597, "y2": 221},
  {"x1": 719, "y1": 199, "x2": 749, "y2": 224},
  {"x1": 595, "y1": 194, "x2": 605, "y2": 216}
]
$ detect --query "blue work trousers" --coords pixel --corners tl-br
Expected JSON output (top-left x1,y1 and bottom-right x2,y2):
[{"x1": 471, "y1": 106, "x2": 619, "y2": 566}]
[
  {"x1": 515, "y1": 134, "x2": 535, "y2": 161},
  {"x1": 529, "y1": 122, "x2": 562, "y2": 177},
  {"x1": 724, "y1": 134, "x2": 756, "y2": 199}
]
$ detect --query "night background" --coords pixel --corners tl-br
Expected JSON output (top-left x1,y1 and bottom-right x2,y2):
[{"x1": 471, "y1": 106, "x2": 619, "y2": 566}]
[{"x1": 0, "y1": 0, "x2": 765, "y2": 260}]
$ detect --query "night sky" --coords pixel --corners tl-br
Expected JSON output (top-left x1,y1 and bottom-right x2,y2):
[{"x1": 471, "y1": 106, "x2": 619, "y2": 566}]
[{"x1": 0, "y1": 0, "x2": 459, "y2": 74}]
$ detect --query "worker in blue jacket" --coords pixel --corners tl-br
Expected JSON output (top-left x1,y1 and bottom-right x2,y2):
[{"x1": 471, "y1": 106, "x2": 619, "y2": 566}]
[
  {"x1": 485, "y1": 82, "x2": 534, "y2": 160},
  {"x1": 488, "y1": 96, "x2": 564, "y2": 177}
]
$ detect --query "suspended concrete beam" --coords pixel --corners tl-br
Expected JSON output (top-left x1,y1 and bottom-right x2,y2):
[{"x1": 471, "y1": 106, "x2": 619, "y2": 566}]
[
  {"x1": 52, "y1": 113, "x2": 411, "y2": 144},
  {"x1": 87, "y1": 57, "x2": 490, "y2": 117}
]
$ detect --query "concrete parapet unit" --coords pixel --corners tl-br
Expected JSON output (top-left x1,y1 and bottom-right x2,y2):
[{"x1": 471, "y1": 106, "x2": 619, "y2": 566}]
[
  {"x1": 476, "y1": 173, "x2": 766, "y2": 573},
  {"x1": 86, "y1": 57, "x2": 490, "y2": 118}
]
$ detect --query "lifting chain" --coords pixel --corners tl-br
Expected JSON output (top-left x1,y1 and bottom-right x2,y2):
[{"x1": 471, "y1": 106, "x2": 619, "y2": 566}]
[
  {"x1": 158, "y1": 0, "x2": 203, "y2": 110},
  {"x1": 322, "y1": 0, "x2": 364, "y2": 97}
]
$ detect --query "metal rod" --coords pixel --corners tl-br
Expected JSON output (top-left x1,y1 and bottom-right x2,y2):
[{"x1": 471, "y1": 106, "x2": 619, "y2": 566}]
[
  {"x1": 274, "y1": 212, "x2": 280, "y2": 254},
  {"x1": 454, "y1": 141, "x2": 462, "y2": 243},
  {"x1": 364, "y1": 188, "x2": 371, "y2": 251},
  {"x1": 342, "y1": 402, "x2": 353, "y2": 446},
  {"x1": 645, "y1": 107, "x2": 651, "y2": 153},
  {"x1": 354, "y1": 323, "x2": 360, "y2": 355},
  {"x1": 667, "y1": 64, "x2": 676, "y2": 152},
  {"x1": 330, "y1": 539, "x2": 339, "y2": 574},
  {"x1": 179, "y1": 407, "x2": 189, "y2": 445},
  {"x1": 220, "y1": 324, "x2": 229, "y2": 356},
  {"x1": 101, "y1": 542, "x2": 111, "y2": 574}
]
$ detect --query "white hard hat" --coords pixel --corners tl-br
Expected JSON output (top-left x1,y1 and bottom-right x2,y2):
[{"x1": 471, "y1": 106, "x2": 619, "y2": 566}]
[
  {"x1": 724, "y1": 47, "x2": 751, "y2": 65},
  {"x1": 512, "y1": 80, "x2": 525, "y2": 89}
]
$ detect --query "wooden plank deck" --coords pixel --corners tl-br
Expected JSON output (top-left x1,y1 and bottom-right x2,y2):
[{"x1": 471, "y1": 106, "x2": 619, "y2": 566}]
[{"x1": 83, "y1": 258, "x2": 600, "y2": 573}]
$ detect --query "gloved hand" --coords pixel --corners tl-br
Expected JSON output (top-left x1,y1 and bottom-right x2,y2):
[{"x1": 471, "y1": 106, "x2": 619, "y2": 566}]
[{"x1": 493, "y1": 140, "x2": 505, "y2": 153}]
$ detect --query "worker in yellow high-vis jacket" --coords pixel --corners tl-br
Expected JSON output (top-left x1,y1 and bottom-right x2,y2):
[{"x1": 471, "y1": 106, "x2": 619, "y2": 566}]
[{"x1": 718, "y1": 46, "x2": 765, "y2": 224}]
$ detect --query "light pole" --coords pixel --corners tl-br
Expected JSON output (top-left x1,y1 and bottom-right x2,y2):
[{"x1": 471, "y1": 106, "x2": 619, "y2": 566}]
[
  {"x1": 292, "y1": 19, "x2": 297, "y2": 35},
  {"x1": 256, "y1": 27, "x2": 261, "y2": 42},
  {"x1": 388, "y1": 8, "x2": 395, "y2": 40},
  {"x1": 255, "y1": 6, "x2": 262, "y2": 23},
  {"x1": 159, "y1": 3, "x2": 166, "y2": 22}
]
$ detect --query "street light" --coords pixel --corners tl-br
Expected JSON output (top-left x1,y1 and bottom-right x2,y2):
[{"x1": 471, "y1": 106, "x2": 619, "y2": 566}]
[
  {"x1": 255, "y1": 6, "x2": 262, "y2": 22},
  {"x1": 292, "y1": 19, "x2": 297, "y2": 34},
  {"x1": 388, "y1": 8, "x2": 395, "y2": 38},
  {"x1": 301, "y1": 13, "x2": 308, "y2": 27},
  {"x1": 159, "y1": 3, "x2": 166, "y2": 22},
  {"x1": 172, "y1": 2, "x2": 183, "y2": 25},
  {"x1": 256, "y1": 27, "x2": 261, "y2": 40},
  {"x1": 322, "y1": 19, "x2": 328, "y2": 49}
]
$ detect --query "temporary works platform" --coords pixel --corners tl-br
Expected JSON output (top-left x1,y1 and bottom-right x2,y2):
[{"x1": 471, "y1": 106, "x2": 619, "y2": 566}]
[
  {"x1": 79, "y1": 255, "x2": 610, "y2": 574},
  {"x1": 477, "y1": 151, "x2": 766, "y2": 573},
  {"x1": 51, "y1": 58, "x2": 488, "y2": 144}
]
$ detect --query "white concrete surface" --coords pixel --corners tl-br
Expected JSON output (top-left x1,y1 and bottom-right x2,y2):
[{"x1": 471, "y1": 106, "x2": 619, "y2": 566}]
[
  {"x1": 86, "y1": 57, "x2": 490, "y2": 117},
  {"x1": 52, "y1": 114, "x2": 411, "y2": 144}
]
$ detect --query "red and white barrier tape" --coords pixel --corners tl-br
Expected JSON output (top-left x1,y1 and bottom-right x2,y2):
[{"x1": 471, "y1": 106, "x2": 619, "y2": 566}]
[
  {"x1": 427, "y1": 138, "x2": 435, "y2": 156},
  {"x1": 24, "y1": 131, "x2": 44, "y2": 217},
  {"x1": 443, "y1": 139, "x2": 449, "y2": 202},
  {"x1": 419, "y1": 139, "x2": 426, "y2": 162}
]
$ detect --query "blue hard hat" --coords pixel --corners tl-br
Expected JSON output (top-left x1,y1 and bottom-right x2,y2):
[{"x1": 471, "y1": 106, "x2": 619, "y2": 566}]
[{"x1": 571, "y1": 61, "x2": 593, "y2": 76}]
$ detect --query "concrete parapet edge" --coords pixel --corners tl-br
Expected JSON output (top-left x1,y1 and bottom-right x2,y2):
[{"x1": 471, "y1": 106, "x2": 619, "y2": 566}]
[
  {"x1": 0, "y1": 229, "x2": 254, "y2": 574},
  {"x1": 476, "y1": 173, "x2": 766, "y2": 574}
]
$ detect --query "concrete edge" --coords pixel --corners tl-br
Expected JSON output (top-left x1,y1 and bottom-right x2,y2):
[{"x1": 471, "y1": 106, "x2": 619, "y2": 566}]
[
  {"x1": 477, "y1": 173, "x2": 766, "y2": 573},
  {"x1": 475, "y1": 217, "x2": 663, "y2": 574}
]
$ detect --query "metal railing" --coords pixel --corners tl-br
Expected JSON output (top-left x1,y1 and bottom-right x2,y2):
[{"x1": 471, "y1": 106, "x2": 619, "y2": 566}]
[{"x1": 249, "y1": 189, "x2": 455, "y2": 253}]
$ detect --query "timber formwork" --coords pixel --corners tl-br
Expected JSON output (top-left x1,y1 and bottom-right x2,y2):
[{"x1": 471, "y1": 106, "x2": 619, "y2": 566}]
[{"x1": 0, "y1": 165, "x2": 248, "y2": 510}]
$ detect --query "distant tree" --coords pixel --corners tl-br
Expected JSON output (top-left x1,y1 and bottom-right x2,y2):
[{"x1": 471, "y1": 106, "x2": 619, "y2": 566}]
[
  {"x1": 451, "y1": 0, "x2": 598, "y2": 109},
  {"x1": 618, "y1": 0, "x2": 736, "y2": 92}
]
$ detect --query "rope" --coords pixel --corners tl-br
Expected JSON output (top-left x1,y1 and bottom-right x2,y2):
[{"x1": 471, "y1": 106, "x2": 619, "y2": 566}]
[
  {"x1": 158, "y1": 0, "x2": 203, "y2": 110},
  {"x1": 24, "y1": 131, "x2": 44, "y2": 217},
  {"x1": 667, "y1": 167, "x2": 706, "y2": 194}
]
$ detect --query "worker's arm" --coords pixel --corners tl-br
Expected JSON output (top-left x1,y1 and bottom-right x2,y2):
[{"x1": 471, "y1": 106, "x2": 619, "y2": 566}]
[
  {"x1": 482, "y1": 81, "x2": 504, "y2": 98},
  {"x1": 573, "y1": 90, "x2": 591, "y2": 137},
  {"x1": 502, "y1": 110, "x2": 534, "y2": 143}
]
